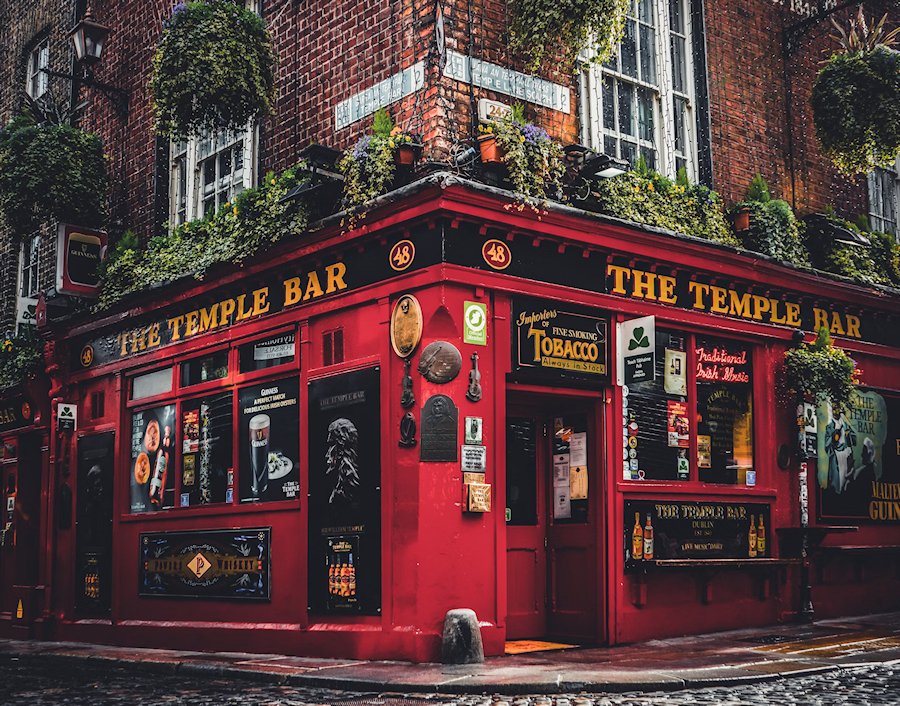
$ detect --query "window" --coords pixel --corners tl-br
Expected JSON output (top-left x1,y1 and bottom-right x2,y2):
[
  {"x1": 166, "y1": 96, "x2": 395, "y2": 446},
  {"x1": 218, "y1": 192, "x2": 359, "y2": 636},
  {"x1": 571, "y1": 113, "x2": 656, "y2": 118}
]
[
  {"x1": 19, "y1": 235, "x2": 41, "y2": 298},
  {"x1": 623, "y1": 329, "x2": 755, "y2": 485},
  {"x1": 868, "y1": 162, "x2": 898, "y2": 236},
  {"x1": 579, "y1": 0, "x2": 698, "y2": 178},
  {"x1": 26, "y1": 38, "x2": 49, "y2": 100}
]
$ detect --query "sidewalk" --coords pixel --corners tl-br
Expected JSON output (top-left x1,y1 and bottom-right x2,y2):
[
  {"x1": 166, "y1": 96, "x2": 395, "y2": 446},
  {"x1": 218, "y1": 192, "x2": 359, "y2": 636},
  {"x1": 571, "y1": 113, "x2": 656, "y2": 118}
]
[{"x1": 3, "y1": 613, "x2": 900, "y2": 695}]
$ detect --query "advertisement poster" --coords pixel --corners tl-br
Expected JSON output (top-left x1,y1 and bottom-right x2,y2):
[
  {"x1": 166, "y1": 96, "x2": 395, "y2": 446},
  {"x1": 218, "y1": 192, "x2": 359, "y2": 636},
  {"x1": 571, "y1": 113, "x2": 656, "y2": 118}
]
[
  {"x1": 664, "y1": 349, "x2": 687, "y2": 395},
  {"x1": 667, "y1": 400, "x2": 690, "y2": 448},
  {"x1": 698, "y1": 435, "x2": 712, "y2": 468},
  {"x1": 130, "y1": 405, "x2": 176, "y2": 513},
  {"x1": 308, "y1": 368, "x2": 381, "y2": 615},
  {"x1": 182, "y1": 393, "x2": 232, "y2": 506},
  {"x1": 238, "y1": 379, "x2": 300, "y2": 503},
  {"x1": 326, "y1": 535, "x2": 360, "y2": 611},
  {"x1": 139, "y1": 528, "x2": 271, "y2": 600},
  {"x1": 817, "y1": 390, "x2": 900, "y2": 523},
  {"x1": 553, "y1": 452, "x2": 572, "y2": 520}
]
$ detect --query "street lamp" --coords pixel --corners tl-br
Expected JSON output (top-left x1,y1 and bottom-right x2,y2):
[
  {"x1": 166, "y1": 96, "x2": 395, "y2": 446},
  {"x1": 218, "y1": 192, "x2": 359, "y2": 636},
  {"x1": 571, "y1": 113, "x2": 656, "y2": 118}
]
[{"x1": 583, "y1": 153, "x2": 629, "y2": 179}]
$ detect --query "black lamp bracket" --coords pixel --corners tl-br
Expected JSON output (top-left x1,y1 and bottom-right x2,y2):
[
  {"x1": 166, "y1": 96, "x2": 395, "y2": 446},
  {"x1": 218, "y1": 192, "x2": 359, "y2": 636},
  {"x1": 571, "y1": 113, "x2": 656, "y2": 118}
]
[
  {"x1": 41, "y1": 65, "x2": 128, "y2": 121},
  {"x1": 783, "y1": 0, "x2": 861, "y2": 56}
]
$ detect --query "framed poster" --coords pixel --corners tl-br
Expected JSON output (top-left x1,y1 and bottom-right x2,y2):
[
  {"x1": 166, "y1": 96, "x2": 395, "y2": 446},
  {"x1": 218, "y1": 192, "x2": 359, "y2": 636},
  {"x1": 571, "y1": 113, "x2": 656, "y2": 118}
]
[
  {"x1": 238, "y1": 379, "x2": 300, "y2": 503},
  {"x1": 181, "y1": 393, "x2": 232, "y2": 506},
  {"x1": 308, "y1": 367, "x2": 381, "y2": 615},
  {"x1": 129, "y1": 405, "x2": 176, "y2": 513}
]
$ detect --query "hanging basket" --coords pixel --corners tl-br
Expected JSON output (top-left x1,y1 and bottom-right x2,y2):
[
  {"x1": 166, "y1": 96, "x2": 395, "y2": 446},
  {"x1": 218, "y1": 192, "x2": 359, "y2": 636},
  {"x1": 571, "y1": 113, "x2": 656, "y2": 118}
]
[{"x1": 150, "y1": 1, "x2": 276, "y2": 138}]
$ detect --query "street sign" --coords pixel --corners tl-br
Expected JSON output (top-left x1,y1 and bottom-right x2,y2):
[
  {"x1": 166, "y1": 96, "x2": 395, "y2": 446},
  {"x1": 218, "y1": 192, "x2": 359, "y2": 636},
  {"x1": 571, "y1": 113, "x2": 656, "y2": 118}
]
[{"x1": 58, "y1": 403, "x2": 77, "y2": 431}]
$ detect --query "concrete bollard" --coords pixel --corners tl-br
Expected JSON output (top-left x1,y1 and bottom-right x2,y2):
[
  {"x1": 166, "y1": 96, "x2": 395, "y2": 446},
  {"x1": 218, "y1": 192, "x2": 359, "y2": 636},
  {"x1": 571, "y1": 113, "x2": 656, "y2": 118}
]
[{"x1": 441, "y1": 608, "x2": 485, "y2": 664}]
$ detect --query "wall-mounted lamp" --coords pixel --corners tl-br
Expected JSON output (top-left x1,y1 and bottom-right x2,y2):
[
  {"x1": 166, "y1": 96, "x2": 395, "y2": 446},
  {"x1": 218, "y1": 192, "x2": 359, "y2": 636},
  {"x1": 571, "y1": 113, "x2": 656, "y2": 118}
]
[
  {"x1": 583, "y1": 153, "x2": 629, "y2": 179},
  {"x1": 803, "y1": 213, "x2": 871, "y2": 249}
]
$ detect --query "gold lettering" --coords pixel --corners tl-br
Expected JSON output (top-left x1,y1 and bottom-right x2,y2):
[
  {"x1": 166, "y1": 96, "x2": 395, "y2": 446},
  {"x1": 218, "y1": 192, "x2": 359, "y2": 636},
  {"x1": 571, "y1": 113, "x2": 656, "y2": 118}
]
[
  {"x1": 751, "y1": 295, "x2": 770, "y2": 321},
  {"x1": 253, "y1": 287, "x2": 270, "y2": 315},
  {"x1": 167, "y1": 315, "x2": 185, "y2": 342},
  {"x1": 770, "y1": 299, "x2": 786, "y2": 325},
  {"x1": 710, "y1": 285, "x2": 728, "y2": 314},
  {"x1": 184, "y1": 310, "x2": 199, "y2": 338},
  {"x1": 116, "y1": 332, "x2": 129, "y2": 356},
  {"x1": 219, "y1": 298, "x2": 236, "y2": 323},
  {"x1": 846, "y1": 314, "x2": 861, "y2": 339},
  {"x1": 632, "y1": 270, "x2": 657, "y2": 300},
  {"x1": 325, "y1": 262, "x2": 348, "y2": 294},
  {"x1": 199, "y1": 303, "x2": 219, "y2": 333},
  {"x1": 813, "y1": 307, "x2": 829, "y2": 331},
  {"x1": 830, "y1": 310, "x2": 845, "y2": 336},
  {"x1": 606, "y1": 264, "x2": 631, "y2": 295},
  {"x1": 688, "y1": 282, "x2": 709, "y2": 309},
  {"x1": 304, "y1": 272, "x2": 324, "y2": 300},
  {"x1": 785, "y1": 302, "x2": 801, "y2": 327},
  {"x1": 658, "y1": 274, "x2": 677, "y2": 304},
  {"x1": 729, "y1": 291, "x2": 751, "y2": 318},
  {"x1": 147, "y1": 323, "x2": 161, "y2": 348},
  {"x1": 283, "y1": 277, "x2": 303, "y2": 306}
]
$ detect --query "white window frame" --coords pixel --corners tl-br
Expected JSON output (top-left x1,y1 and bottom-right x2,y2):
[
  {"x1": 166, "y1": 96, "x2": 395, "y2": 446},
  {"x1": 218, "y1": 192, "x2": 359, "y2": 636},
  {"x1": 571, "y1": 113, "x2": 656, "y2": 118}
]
[
  {"x1": 26, "y1": 38, "x2": 50, "y2": 101},
  {"x1": 867, "y1": 159, "x2": 899, "y2": 238},
  {"x1": 579, "y1": 0, "x2": 698, "y2": 181},
  {"x1": 18, "y1": 235, "x2": 41, "y2": 299}
]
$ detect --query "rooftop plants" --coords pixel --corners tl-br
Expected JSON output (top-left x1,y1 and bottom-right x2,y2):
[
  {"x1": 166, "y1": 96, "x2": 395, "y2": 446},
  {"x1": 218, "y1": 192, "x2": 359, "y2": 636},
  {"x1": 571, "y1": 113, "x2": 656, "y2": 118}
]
[
  {"x1": 0, "y1": 113, "x2": 108, "y2": 239},
  {"x1": 811, "y1": 9, "x2": 900, "y2": 175},
  {"x1": 151, "y1": 0, "x2": 276, "y2": 138},
  {"x1": 784, "y1": 326, "x2": 860, "y2": 413},
  {"x1": 96, "y1": 164, "x2": 309, "y2": 309},
  {"x1": 508, "y1": 0, "x2": 629, "y2": 72},
  {"x1": 731, "y1": 174, "x2": 809, "y2": 267},
  {"x1": 0, "y1": 331, "x2": 43, "y2": 391}
]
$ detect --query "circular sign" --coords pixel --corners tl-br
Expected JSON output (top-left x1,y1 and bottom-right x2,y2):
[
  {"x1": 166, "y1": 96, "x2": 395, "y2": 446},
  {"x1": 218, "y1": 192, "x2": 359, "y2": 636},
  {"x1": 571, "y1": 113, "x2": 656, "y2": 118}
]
[
  {"x1": 627, "y1": 436, "x2": 638, "y2": 449},
  {"x1": 20, "y1": 402, "x2": 32, "y2": 421},
  {"x1": 464, "y1": 301, "x2": 487, "y2": 334},
  {"x1": 390, "y1": 294, "x2": 423, "y2": 358},
  {"x1": 417, "y1": 341, "x2": 462, "y2": 384},
  {"x1": 80, "y1": 345, "x2": 94, "y2": 368},
  {"x1": 389, "y1": 239, "x2": 416, "y2": 272},
  {"x1": 481, "y1": 239, "x2": 512, "y2": 270}
]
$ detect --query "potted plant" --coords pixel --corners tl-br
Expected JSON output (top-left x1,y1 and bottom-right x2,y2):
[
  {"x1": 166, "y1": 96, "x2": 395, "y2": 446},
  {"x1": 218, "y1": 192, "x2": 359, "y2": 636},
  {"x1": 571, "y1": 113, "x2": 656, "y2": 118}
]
[
  {"x1": 508, "y1": 0, "x2": 629, "y2": 72},
  {"x1": 0, "y1": 113, "x2": 108, "y2": 239},
  {"x1": 811, "y1": 9, "x2": 900, "y2": 175},
  {"x1": 150, "y1": 0, "x2": 276, "y2": 138},
  {"x1": 482, "y1": 104, "x2": 565, "y2": 202},
  {"x1": 477, "y1": 124, "x2": 502, "y2": 164},
  {"x1": 731, "y1": 174, "x2": 808, "y2": 267},
  {"x1": 784, "y1": 327, "x2": 860, "y2": 413}
]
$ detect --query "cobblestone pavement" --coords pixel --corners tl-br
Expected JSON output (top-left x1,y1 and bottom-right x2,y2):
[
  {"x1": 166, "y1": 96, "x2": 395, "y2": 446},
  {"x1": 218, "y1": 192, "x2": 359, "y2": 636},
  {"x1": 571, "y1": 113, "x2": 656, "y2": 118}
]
[{"x1": 2, "y1": 655, "x2": 900, "y2": 706}]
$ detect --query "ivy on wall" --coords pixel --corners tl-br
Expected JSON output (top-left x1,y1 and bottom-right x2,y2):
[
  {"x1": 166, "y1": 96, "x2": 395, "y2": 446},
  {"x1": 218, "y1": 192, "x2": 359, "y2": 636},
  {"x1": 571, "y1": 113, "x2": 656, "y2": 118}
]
[{"x1": 0, "y1": 332, "x2": 43, "y2": 392}]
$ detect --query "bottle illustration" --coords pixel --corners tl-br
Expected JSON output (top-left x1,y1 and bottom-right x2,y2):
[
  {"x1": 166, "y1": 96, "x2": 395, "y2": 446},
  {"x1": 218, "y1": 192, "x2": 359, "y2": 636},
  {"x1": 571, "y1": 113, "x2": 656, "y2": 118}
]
[
  {"x1": 748, "y1": 515, "x2": 758, "y2": 558},
  {"x1": 328, "y1": 561, "x2": 336, "y2": 595},
  {"x1": 348, "y1": 553, "x2": 356, "y2": 597},
  {"x1": 149, "y1": 448, "x2": 168, "y2": 507},
  {"x1": 643, "y1": 514, "x2": 654, "y2": 560},
  {"x1": 340, "y1": 562, "x2": 350, "y2": 596},
  {"x1": 757, "y1": 515, "x2": 766, "y2": 556},
  {"x1": 632, "y1": 512, "x2": 644, "y2": 560}
]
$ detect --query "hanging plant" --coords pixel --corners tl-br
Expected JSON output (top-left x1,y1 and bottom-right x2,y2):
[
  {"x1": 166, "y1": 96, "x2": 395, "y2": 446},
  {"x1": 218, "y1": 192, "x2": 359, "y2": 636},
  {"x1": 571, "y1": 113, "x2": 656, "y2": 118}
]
[
  {"x1": 151, "y1": 0, "x2": 276, "y2": 138},
  {"x1": 0, "y1": 332, "x2": 44, "y2": 392},
  {"x1": 508, "y1": 0, "x2": 629, "y2": 72},
  {"x1": 784, "y1": 327, "x2": 860, "y2": 412},
  {"x1": 479, "y1": 104, "x2": 565, "y2": 203},
  {"x1": 811, "y1": 9, "x2": 900, "y2": 175},
  {"x1": 0, "y1": 114, "x2": 108, "y2": 239}
]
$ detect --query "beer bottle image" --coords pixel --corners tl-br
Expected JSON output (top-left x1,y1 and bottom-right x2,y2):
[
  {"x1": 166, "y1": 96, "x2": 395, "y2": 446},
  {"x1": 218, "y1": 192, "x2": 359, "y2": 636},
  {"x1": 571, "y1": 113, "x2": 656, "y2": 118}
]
[
  {"x1": 631, "y1": 512, "x2": 644, "y2": 560},
  {"x1": 643, "y1": 514, "x2": 654, "y2": 560},
  {"x1": 328, "y1": 562, "x2": 336, "y2": 595},
  {"x1": 340, "y1": 562, "x2": 350, "y2": 596},
  {"x1": 348, "y1": 553, "x2": 356, "y2": 597},
  {"x1": 748, "y1": 515, "x2": 758, "y2": 558},
  {"x1": 149, "y1": 449, "x2": 168, "y2": 507},
  {"x1": 757, "y1": 515, "x2": 766, "y2": 556}
]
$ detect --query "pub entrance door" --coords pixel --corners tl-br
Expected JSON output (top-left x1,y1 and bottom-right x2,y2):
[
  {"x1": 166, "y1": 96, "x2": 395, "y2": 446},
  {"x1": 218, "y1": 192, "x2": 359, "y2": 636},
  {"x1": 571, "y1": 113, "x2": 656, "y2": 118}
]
[{"x1": 505, "y1": 396, "x2": 602, "y2": 643}]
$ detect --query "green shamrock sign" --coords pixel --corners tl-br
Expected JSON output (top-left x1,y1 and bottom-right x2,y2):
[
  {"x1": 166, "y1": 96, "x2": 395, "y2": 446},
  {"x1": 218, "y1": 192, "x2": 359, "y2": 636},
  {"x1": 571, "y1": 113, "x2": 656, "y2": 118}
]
[{"x1": 628, "y1": 327, "x2": 650, "y2": 351}]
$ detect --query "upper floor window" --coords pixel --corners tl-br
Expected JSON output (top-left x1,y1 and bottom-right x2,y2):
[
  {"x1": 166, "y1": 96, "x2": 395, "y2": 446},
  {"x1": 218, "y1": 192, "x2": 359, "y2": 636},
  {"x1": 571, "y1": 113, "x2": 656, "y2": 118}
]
[
  {"x1": 868, "y1": 162, "x2": 898, "y2": 237},
  {"x1": 579, "y1": 0, "x2": 698, "y2": 179},
  {"x1": 19, "y1": 235, "x2": 41, "y2": 298},
  {"x1": 26, "y1": 38, "x2": 50, "y2": 100}
]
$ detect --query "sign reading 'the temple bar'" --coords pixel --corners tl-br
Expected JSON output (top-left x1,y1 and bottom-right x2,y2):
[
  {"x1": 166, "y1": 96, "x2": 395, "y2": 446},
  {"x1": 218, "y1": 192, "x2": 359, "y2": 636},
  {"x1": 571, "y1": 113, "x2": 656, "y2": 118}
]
[{"x1": 513, "y1": 299, "x2": 608, "y2": 381}]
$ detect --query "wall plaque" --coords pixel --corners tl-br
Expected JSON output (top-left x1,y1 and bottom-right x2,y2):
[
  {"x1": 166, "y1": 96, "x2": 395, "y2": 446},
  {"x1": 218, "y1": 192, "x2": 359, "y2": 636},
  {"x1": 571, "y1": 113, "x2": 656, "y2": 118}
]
[
  {"x1": 418, "y1": 341, "x2": 462, "y2": 383},
  {"x1": 421, "y1": 395, "x2": 458, "y2": 462},
  {"x1": 390, "y1": 294, "x2": 423, "y2": 358}
]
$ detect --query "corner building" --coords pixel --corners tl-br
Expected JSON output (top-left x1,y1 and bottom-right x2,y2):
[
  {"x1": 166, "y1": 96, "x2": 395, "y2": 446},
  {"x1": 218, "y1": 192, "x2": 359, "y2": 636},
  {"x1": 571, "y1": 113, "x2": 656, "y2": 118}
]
[{"x1": 2, "y1": 0, "x2": 900, "y2": 661}]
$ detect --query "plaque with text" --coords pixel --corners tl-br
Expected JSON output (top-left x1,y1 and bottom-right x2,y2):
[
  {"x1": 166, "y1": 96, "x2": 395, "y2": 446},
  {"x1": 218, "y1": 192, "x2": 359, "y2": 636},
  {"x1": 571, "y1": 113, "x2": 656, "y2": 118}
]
[{"x1": 421, "y1": 395, "x2": 458, "y2": 462}]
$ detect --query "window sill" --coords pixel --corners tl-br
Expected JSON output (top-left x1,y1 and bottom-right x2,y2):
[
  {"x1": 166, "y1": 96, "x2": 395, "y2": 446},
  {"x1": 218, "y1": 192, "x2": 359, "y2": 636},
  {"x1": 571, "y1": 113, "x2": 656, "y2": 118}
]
[
  {"x1": 616, "y1": 480, "x2": 776, "y2": 498},
  {"x1": 119, "y1": 497, "x2": 301, "y2": 523}
]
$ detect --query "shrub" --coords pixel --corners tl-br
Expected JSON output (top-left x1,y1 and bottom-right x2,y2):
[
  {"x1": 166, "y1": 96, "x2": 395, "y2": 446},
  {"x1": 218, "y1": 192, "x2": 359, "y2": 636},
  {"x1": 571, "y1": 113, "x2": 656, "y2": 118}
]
[
  {"x1": 784, "y1": 327, "x2": 859, "y2": 412},
  {"x1": 0, "y1": 332, "x2": 43, "y2": 391}
]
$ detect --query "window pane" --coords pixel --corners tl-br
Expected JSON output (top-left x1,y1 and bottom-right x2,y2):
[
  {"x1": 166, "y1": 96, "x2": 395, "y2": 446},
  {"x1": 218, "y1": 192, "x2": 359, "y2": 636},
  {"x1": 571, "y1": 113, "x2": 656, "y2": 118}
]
[
  {"x1": 506, "y1": 417, "x2": 537, "y2": 525},
  {"x1": 638, "y1": 87, "x2": 655, "y2": 142},
  {"x1": 130, "y1": 405, "x2": 176, "y2": 512},
  {"x1": 621, "y1": 19, "x2": 638, "y2": 78},
  {"x1": 670, "y1": 0, "x2": 684, "y2": 33},
  {"x1": 239, "y1": 332, "x2": 296, "y2": 372},
  {"x1": 602, "y1": 78, "x2": 615, "y2": 130},
  {"x1": 639, "y1": 24, "x2": 656, "y2": 84},
  {"x1": 640, "y1": 146, "x2": 657, "y2": 170},
  {"x1": 671, "y1": 36, "x2": 686, "y2": 93},
  {"x1": 132, "y1": 368, "x2": 173, "y2": 400},
  {"x1": 637, "y1": 0, "x2": 653, "y2": 23},
  {"x1": 181, "y1": 350, "x2": 229, "y2": 387},
  {"x1": 621, "y1": 141, "x2": 637, "y2": 166},
  {"x1": 604, "y1": 135, "x2": 618, "y2": 158},
  {"x1": 181, "y1": 392, "x2": 232, "y2": 506},
  {"x1": 553, "y1": 414, "x2": 589, "y2": 524},
  {"x1": 696, "y1": 337, "x2": 754, "y2": 485},
  {"x1": 618, "y1": 82, "x2": 635, "y2": 136},
  {"x1": 673, "y1": 96, "x2": 687, "y2": 153}
]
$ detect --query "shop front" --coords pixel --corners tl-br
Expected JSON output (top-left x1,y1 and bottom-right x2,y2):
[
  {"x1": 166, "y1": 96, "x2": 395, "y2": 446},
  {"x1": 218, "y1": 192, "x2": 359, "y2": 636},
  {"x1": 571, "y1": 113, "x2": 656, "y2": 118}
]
[{"x1": 40, "y1": 177, "x2": 900, "y2": 661}]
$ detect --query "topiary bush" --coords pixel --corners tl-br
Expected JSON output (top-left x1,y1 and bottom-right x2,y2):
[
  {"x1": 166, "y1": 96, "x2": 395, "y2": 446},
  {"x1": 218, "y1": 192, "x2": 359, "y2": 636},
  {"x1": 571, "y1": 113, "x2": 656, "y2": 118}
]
[
  {"x1": 151, "y1": 0, "x2": 276, "y2": 138},
  {"x1": 0, "y1": 114, "x2": 108, "y2": 239}
]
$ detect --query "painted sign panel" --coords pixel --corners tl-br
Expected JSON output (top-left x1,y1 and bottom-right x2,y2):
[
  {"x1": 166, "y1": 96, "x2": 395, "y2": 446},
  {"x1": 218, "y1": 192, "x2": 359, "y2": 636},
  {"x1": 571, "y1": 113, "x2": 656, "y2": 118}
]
[
  {"x1": 618, "y1": 316, "x2": 655, "y2": 385},
  {"x1": 308, "y1": 368, "x2": 381, "y2": 615},
  {"x1": 624, "y1": 499, "x2": 771, "y2": 569},
  {"x1": 139, "y1": 528, "x2": 271, "y2": 600},
  {"x1": 56, "y1": 223, "x2": 107, "y2": 296},
  {"x1": 0, "y1": 395, "x2": 34, "y2": 433},
  {"x1": 817, "y1": 390, "x2": 900, "y2": 523},
  {"x1": 513, "y1": 300, "x2": 608, "y2": 381}
]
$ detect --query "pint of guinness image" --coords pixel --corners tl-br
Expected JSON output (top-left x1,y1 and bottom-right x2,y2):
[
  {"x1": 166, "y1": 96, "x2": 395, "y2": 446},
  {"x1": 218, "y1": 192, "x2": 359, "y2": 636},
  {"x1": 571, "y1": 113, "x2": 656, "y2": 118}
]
[{"x1": 249, "y1": 414, "x2": 270, "y2": 497}]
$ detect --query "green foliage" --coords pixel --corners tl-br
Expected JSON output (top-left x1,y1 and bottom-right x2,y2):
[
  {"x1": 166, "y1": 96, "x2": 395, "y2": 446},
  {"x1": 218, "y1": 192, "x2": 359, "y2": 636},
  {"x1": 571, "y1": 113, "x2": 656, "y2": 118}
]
[
  {"x1": 588, "y1": 168, "x2": 739, "y2": 247},
  {"x1": 96, "y1": 164, "x2": 310, "y2": 310},
  {"x1": 867, "y1": 230, "x2": 900, "y2": 286},
  {"x1": 508, "y1": 0, "x2": 629, "y2": 72},
  {"x1": 802, "y1": 212, "x2": 899, "y2": 288},
  {"x1": 784, "y1": 327, "x2": 859, "y2": 412},
  {"x1": 733, "y1": 199, "x2": 809, "y2": 267},
  {"x1": 0, "y1": 114, "x2": 108, "y2": 239},
  {"x1": 745, "y1": 173, "x2": 771, "y2": 203},
  {"x1": 481, "y1": 107, "x2": 565, "y2": 203},
  {"x1": 151, "y1": 0, "x2": 276, "y2": 138},
  {"x1": 811, "y1": 45, "x2": 900, "y2": 175},
  {"x1": 0, "y1": 331, "x2": 43, "y2": 391},
  {"x1": 372, "y1": 107, "x2": 394, "y2": 137}
]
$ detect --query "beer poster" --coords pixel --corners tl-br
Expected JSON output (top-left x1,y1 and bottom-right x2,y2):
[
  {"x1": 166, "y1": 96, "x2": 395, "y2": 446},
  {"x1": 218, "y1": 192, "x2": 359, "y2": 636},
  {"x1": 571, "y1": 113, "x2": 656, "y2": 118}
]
[
  {"x1": 667, "y1": 400, "x2": 690, "y2": 448},
  {"x1": 326, "y1": 535, "x2": 360, "y2": 611},
  {"x1": 817, "y1": 390, "x2": 900, "y2": 523},
  {"x1": 181, "y1": 393, "x2": 232, "y2": 506},
  {"x1": 308, "y1": 367, "x2": 381, "y2": 615},
  {"x1": 130, "y1": 405, "x2": 176, "y2": 513},
  {"x1": 238, "y1": 379, "x2": 300, "y2": 503}
]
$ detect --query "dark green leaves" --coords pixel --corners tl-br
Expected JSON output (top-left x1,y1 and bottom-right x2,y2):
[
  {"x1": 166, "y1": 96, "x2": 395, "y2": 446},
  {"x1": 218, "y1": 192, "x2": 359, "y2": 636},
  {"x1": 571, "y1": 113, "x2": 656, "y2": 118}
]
[{"x1": 628, "y1": 327, "x2": 649, "y2": 350}]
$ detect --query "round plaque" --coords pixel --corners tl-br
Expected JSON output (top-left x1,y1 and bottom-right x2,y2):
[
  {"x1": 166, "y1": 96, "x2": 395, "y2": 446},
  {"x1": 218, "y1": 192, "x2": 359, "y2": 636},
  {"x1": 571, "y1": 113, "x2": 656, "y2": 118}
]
[
  {"x1": 390, "y1": 294, "x2": 423, "y2": 358},
  {"x1": 417, "y1": 341, "x2": 462, "y2": 384}
]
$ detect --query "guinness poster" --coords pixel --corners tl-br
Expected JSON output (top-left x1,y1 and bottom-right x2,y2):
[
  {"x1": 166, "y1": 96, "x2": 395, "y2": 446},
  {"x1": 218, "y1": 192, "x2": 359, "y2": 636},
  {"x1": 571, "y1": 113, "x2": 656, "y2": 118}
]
[
  {"x1": 817, "y1": 390, "x2": 900, "y2": 523},
  {"x1": 308, "y1": 368, "x2": 381, "y2": 614},
  {"x1": 139, "y1": 528, "x2": 271, "y2": 600}
]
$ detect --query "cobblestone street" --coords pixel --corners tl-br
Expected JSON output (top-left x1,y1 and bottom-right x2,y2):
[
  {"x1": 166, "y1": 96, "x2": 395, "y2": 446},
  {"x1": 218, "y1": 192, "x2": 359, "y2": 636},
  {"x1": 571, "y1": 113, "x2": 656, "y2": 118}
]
[{"x1": 2, "y1": 655, "x2": 899, "y2": 706}]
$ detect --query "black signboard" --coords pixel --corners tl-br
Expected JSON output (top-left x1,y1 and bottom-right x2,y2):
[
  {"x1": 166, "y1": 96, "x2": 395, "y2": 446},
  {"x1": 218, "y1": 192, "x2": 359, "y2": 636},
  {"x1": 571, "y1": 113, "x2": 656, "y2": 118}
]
[
  {"x1": 308, "y1": 368, "x2": 381, "y2": 615},
  {"x1": 0, "y1": 395, "x2": 34, "y2": 433},
  {"x1": 817, "y1": 390, "x2": 900, "y2": 523},
  {"x1": 624, "y1": 499, "x2": 771, "y2": 570},
  {"x1": 238, "y1": 378, "x2": 300, "y2": 503},
  {"x1": 420, "y1": 394, "x2": 459, "y2": 462},
  {"x1": 129, "y1": 405, "x2": 176, "y2": 513},
  {"x1": 139, "y1": 527, "x2": 271, "y2": 600},
  {"x1": 512, "y1": 299, "x2": 609, "y2": 382}
]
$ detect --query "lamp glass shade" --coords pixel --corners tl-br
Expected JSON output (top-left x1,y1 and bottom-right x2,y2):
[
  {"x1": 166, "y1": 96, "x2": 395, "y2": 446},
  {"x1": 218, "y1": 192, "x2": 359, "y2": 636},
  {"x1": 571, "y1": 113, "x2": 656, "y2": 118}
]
[{"x1": 70, "y1": 17, "x2": 109, "y2": 64}]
